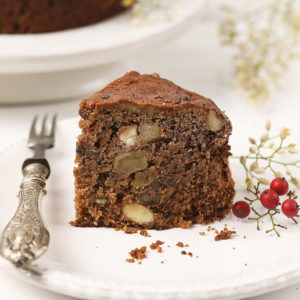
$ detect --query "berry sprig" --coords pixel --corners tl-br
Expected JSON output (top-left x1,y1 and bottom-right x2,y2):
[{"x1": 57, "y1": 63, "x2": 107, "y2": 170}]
[
  {"x1": 235, "y1": 121, "x2": 300, "y2": 190},
  {"x1": 232, "y1": 178, "x2": 299, "y2": 237}
]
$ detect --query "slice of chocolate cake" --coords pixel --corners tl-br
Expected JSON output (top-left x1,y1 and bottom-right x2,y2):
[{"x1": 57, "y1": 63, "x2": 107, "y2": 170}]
[{"x1": 72, "y1": 71, "x2": 235, "y2": 229}]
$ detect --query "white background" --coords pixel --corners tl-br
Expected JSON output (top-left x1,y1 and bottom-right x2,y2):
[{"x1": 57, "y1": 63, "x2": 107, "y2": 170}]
[{"x1": 1, "y1": 4, "x2": 300, "y2": 300}]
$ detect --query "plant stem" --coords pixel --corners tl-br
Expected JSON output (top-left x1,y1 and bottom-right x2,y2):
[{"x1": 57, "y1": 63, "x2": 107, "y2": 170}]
[{"x1": 265, "y1": 211, "x2": 281, "y2": 237}]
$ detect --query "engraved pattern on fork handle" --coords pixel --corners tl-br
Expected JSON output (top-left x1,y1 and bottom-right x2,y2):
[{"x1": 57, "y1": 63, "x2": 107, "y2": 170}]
[{"x1": 0, "y1": 163, "x2": 50, "y2": 267}]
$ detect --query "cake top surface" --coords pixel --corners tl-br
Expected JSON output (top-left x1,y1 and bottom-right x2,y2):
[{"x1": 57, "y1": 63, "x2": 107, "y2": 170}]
[{"x1": 83, "y1": 71, "x2": 221, "y2": 113}]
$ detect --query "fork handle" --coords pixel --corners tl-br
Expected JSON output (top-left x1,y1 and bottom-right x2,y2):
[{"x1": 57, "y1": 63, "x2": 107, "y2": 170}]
[{"x1": 0, "y1": 163, "x2": 50, "y2": 267}]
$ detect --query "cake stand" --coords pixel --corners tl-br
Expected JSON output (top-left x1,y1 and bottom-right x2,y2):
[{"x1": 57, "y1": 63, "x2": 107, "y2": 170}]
[{"x1": 0, "y1": 0, "x2": 206, "y2": 104}]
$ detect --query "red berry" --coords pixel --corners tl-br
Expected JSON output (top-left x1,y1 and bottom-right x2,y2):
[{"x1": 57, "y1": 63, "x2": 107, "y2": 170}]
[
  {"x1": 282, "y1": 199, "x2": 299, "y2": 217},
  {"x1": 232, "y1": 201, "x2": 251, "y2": 218},
  {"x1": 260, "y1": 189, "x2": 279, "y2": 210},
  {"x1": 270, "y1": 177, "x2": 289, "y2": 196}
]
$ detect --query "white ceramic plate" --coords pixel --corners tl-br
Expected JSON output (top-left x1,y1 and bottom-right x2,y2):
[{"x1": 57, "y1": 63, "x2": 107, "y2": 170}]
[{"x1": 0, "y1": 118, "x2": 300, "y2": 300}]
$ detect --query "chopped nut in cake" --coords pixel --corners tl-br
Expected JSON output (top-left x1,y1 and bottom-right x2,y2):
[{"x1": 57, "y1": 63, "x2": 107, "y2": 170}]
[
  {"x1": 123, "y1": 204, "x2": 154, "y2": 224},
  {"x1": 118, "y1": 126, "x2": 138, "y2": 146}
]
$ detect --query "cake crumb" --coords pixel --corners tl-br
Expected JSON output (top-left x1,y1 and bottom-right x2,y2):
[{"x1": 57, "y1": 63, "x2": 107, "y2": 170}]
[
  {"x1": 243, "y1": 235, "x2": 247, "y2": 239},
  {"x1": 214, "y1": 227, "x2": 236, "y2": 241},
  {"x1": 176, "y1": 242, "x2": 184, "y2": 247},
  {"x1": 167, "y1": 245, "x2": 171, "y2": 248},
  {"x1": 157, "y1": 246, "x2": 163, "y2": 253},
  {"x1": 181, "y1": 251, "x2": 187, "y2": 255},
  {"x1": 161, "y1": 260, "x2": 164, "y2": 264},
  {"x1": 196, "y1": 256, "x2": 199, "y2": 259},
  {"x1": 188, "y1": 252, "x2": 193, "y2": 257},
  {"x1": 244, "y1": 263, "x2": 248, "y2": 266},
  {"x1": 129, "y1": 246, "x2": 147, "y2": 260},
  {"x1": 232, "y1": 247, "x2": 236, "y2": 250},
  {"x1": 123, "y1": 226, "x2": 138, "y2": 234},
  {"x1": 150, "y1": 240, "x2": 164, "y2": 250},
  {"x1": 140, "y1": 229, "x2": 151, "y2": 237},
  {"x1": 185, "y1": 244, "x2": 189, "y2": 247},
  {"x1": 126, "y1": 246, "x2": 147, "y2": 263},
  {"x1": 207, "y1": 226, "x2": 216, "y2": 232},
  {"x1": 199, "y1": 232, "x2": 206, "y2": 236}
]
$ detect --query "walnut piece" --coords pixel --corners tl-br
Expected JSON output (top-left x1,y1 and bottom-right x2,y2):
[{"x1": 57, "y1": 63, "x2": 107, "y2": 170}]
[
  {"x1": 140, "y1": 123, "x2": 161, "y2": 143},
  {"x1": 207, "y1": 110, "x2": 222, "y2": 132},
  {"x1": 150, "y1": 181, "x2": 160, "y2": 192},
  {"x1": 119, "y1": 126, "x2": 137, "y2": 146},
  {"x1": 145, "y1": 107, "x2": 156, "y2": 117},
  {"x1": 132, "y1": 171, "x2": 153, "y2": 188},
  {"x1": 119, "y1": 103, "x2": 139, "y2": 112},
  {"x1": 123, "y1": 204, "x2": 154, "y2": 224},
  {"x1": 114, "y1": 152, "x2": 147, "y2": 175},
  {"x1": 93, "y1": 198, "x2": 108, "y2": 207},
  {"x1": 166, "y1": 175, "x2": 182, "y2": 187},
  {"x1": 140, "y1": 193, "x2": 153, "y2": 205}
]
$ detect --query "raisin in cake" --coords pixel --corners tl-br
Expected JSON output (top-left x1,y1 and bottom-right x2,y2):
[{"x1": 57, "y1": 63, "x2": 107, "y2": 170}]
[
  {"x1": 0, "y1": 0, "x2": 128, "y2": 34},
  {"x1": 72, "y1": 71, "x2": 235, "y2": 229}
]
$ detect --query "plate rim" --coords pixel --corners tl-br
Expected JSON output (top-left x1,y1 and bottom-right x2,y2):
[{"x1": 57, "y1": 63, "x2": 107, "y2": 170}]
[{"x1": 1, "y1": 256, "x2": 300, "y2": 300}]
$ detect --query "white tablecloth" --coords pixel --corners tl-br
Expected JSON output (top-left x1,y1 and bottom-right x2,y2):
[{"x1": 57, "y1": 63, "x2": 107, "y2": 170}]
[{"x1": 1, "y1": 13, "x2": 300, "y2": 300}]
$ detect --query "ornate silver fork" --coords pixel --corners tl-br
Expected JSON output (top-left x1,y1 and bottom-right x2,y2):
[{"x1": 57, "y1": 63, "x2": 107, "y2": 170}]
[{"x1": 0, "y1": 115, "x2": 56, "y2": 267}]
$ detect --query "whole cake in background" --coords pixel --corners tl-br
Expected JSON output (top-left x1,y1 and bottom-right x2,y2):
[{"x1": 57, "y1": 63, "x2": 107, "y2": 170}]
[
  {"x1": 0, "y1": 0, "x2": 129, "y2": 34},
  {"x1": 72, "y1": 71, "x2": 235, "y2": 229}
]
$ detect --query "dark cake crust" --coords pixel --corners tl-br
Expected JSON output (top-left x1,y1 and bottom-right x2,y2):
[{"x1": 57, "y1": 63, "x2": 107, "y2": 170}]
[
  {"x1": 0, "y1": 0, "x2": 127, "y2": 34},
  {"x1": 72, "y1": 72, "x2": 235, "y2": 229},
  {"x1": 81, "y1": 72, "x2": 223, "y2": 116}
]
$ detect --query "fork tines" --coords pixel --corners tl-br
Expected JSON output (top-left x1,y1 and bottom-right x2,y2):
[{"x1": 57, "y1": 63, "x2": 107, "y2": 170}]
[{"x1": 28, "y1": 115, "x2": 57, "y2": 149}]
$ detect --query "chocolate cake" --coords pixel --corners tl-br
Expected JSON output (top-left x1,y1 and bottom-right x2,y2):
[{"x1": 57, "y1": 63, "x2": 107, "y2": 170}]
[
  {"x1": 0, "y1": 0, "x2": 128, "y2": 34},
  {"x1": 72, "y1": 71, "x2": 235, "y2": 229}
]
